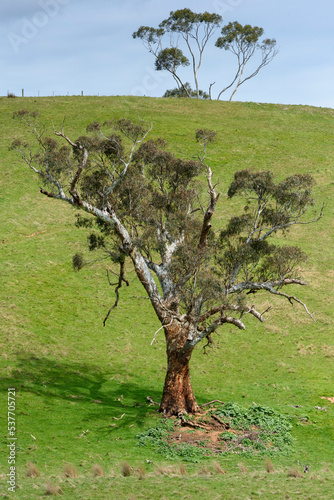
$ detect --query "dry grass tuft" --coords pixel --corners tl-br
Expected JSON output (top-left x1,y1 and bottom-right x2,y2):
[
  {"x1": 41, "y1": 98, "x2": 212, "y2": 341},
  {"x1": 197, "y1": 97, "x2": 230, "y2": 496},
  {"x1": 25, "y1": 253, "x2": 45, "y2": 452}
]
[
  {"x1": 322, "y1": 345, "x2": 334, "y2": 357},
  {"x1": 121, "y1": 461, "x2": 132, "y2": 477},
  {"x1": 63, "y1": 463, "x2": 78, "y2": 478},
  {"x1": 238, "y1": 462, "x2": 249, "y2": 474},
  {"x1": 91, "y1": 464, "x2": 104, "y2": 477},
  {"x1": 154, "y1": 465, "x2": 180, "y2": 476},
  {"x1": 265, "y1": 458, "x2": 275, "y2": 473},
  {"x1": 287, "y1": 467, "x2": 304, "y2": 478},
  {"x1": 212, "y1": 460, "x2": 225, "y2": 475},
  {"x1": 26, "y1": 461, "x2": 40, "y2": 478},
  {"x1": 197, "y1": 465, "x2": 213, "y2": 476},
  {"x1": 154, "y1": 465, "x2": 172, "y2": 476},
  {"x1": 135, "y1": 465, "x2": 146, "y2": 480},
  {"x1": 45, "y1": 482, "x2": 63, "y2": 496},
  {"x1": 179, "y1": 463, "x2": 188, "y2": 476}
]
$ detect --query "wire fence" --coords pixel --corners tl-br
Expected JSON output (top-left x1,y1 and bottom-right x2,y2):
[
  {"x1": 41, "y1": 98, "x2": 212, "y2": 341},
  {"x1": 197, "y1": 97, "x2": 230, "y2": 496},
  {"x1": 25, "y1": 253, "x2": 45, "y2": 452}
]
[{"x1": 6, "y1": 90, "x2": 100, "y2": 98}]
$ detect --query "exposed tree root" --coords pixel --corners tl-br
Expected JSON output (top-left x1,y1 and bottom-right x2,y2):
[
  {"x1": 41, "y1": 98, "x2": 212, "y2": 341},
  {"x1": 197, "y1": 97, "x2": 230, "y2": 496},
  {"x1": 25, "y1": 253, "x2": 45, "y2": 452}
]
[{"x1": 200, "y1": 399, "x2": 225, "y2": 407}]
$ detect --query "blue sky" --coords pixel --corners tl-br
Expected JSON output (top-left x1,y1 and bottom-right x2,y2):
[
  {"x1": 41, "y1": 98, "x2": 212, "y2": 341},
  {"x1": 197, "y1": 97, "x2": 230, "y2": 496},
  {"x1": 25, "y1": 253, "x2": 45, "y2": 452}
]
[{"x1": 1, "y1": 0, "x2": 333, "y2": 107}]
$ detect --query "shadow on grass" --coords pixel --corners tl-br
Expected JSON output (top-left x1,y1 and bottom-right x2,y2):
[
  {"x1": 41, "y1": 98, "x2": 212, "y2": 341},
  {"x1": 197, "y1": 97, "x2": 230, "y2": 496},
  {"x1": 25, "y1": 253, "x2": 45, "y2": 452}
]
[{"x1": 1, "y1": 354, "x2": 161, "y2": 429}]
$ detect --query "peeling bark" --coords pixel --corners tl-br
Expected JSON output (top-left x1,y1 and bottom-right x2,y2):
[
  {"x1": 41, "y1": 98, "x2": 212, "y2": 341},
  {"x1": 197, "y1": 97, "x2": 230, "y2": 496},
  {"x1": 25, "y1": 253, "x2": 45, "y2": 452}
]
[{"x1": 159, "y1": 322, "x2": 199, "y2": 416}]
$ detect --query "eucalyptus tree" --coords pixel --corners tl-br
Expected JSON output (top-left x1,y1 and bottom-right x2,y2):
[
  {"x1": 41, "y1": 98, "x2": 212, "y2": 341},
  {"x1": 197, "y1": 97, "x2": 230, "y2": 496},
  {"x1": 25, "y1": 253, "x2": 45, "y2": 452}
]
[
  {"x1": 133, "y1": 11, "x2": 277, "y2": 101},
  {"x1": 11, "y1": 111, "x2": 321, "y2": 416},
  {"x1": 215, "y1": 21, "x2": 278, "y2": 100},
  {"x1": 132, "y1": 25, "x2": 191, "y2": 97},
  {"x1": 133, "y1": 8, "x2": 223, "y2": 99}
]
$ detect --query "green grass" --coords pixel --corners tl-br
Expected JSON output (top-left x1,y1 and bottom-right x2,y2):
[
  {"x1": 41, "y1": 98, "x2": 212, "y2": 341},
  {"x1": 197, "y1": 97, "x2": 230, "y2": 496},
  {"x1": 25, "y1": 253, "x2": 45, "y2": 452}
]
[{"x1": 0, "y1": 96, "x2": 333, "y2": 498}]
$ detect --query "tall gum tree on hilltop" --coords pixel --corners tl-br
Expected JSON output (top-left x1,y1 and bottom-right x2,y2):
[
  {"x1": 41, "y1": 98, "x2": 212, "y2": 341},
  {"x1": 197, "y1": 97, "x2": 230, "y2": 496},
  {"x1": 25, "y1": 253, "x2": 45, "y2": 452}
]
[
  {"x1": 133, "y1": 9, "x2": 277, "y2": 100},
  {"x1": 133, "y1": 8, "x2": 222, "y2": 99},
  {"x1": 215, "y1": 21, "x2": 278, "y2": 101},
  {"x1": 11, "y1": 111, "x2": 323, "y2": 416}
]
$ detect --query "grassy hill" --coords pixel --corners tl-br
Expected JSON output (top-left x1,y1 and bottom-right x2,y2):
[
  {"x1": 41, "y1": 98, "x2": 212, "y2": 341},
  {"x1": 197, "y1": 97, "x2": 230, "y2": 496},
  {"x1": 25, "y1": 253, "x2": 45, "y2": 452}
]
[{"x1": 0, "y1": 96, "x2": 333, "y2": 499}]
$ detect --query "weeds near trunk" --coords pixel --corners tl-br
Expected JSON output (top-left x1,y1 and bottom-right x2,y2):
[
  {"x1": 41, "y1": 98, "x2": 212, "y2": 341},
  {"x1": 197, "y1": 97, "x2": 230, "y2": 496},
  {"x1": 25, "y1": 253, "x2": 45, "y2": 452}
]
[
  {"x1": 136, "y1": 419, "x2": 206, "y2": 463},
  {"x1": 136, "y1": 402, "x2": 293, "y2": 463},
  {"x1": 215, "y1": 402, "x2": 293, "y2": 455}
]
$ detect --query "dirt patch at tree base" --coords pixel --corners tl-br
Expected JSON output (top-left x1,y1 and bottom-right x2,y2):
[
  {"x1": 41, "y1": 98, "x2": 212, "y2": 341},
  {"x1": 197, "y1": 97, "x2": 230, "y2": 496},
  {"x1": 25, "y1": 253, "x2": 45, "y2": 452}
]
[{"x1": 167, "y1": 410, "x2": 263, "y2": 455}]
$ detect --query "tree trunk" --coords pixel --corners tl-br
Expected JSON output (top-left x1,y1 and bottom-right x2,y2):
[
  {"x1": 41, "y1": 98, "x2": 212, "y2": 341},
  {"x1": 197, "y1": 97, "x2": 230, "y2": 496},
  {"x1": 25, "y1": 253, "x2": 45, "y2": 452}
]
[{"x1": 159, "y1": 323, "x2": 199, "y2": 416}]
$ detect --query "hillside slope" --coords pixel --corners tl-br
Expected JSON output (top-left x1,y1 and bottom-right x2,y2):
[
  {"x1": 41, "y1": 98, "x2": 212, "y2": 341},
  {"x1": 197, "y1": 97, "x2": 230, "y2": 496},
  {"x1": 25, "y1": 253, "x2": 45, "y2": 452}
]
[{"x1": 0, "y1": 96, "x2": 333, "y2": 498}]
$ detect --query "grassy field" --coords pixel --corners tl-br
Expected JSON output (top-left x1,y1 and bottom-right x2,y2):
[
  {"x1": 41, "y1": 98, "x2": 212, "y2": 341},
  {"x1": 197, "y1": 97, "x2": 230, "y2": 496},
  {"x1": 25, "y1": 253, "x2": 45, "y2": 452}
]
[{"x1": 0, "y1": 96, "x2": 333, "y2": 499}]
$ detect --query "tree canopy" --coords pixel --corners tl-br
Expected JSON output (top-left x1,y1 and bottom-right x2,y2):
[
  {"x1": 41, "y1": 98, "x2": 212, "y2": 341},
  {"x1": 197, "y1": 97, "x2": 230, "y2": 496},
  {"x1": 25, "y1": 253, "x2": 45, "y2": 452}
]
[
  {"x1": 133, "y1": 9, "x2": 278, "y2": 100},
  {"x1": 11, "y1": 110, "x2": 322, "y2": 416}
]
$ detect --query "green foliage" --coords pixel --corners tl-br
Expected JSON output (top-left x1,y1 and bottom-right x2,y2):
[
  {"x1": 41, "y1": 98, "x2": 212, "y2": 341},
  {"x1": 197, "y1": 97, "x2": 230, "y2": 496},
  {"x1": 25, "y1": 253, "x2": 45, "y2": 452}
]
[
  {"x1": 227, "y1": 170, "x2": 275, "y2": 198},
  {"x1": 159, "y1": 8, "x2": 222, "y2": 33},
  {"x1": 132, "y1": 25, "x2": 164, "y2": 43},
  {"x1": 136, "y1": 419, "x2": 174, "y2": 445},
  {"x1": 214, "y1": 169, "x2": 317, "y2": 284},
  {"x1": 72, "y1": 252, "x2": 84, "y2": 271},
  {"x1": 216, "y1": 22, "x2": 265, "y2": 49},
  {"x1": 136, "y1": 420, "x2": 205, "y2": 462},
  {"x1": 215, "y1": 403, "x2": 293, "y2": 454},
  {"x1": 155, "y1": 47, "x2": 189, "y2": 72},
  {"x1": 163, "y1": 83, "x2": 209, "y2": 99},
  {"x1": 219, "y1": 431, "x2": 235, "y2": 441},
  {"x1": 216, "y1": 402, "x2": 292, "y2": 433},
  {"x1": 195, "y1": 128, "x2": 217, "y2": 144}
]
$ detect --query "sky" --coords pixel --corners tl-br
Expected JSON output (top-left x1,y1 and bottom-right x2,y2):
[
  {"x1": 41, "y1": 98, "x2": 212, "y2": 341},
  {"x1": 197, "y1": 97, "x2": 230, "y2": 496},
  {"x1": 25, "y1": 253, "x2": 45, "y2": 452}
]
[{"x1": 0, "y1": 0, "x2": 333, "y2": 107}]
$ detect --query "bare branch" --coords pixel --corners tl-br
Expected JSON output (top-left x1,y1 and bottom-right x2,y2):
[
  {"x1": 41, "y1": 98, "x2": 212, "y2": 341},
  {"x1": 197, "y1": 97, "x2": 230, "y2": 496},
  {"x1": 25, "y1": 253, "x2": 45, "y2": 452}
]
[
  {"x1": 259, "y1": 206, "x2": 324, "y2": 241},
  {"x1": 198, "y1": 303, "x2": 265, "y2": 324},
  {"x1": 104, "y1": 123, "x2": 152, "y2": 197},
  {"x1": 103, "y1": 260, "x2": 129, "y2": 327},
  {"x1": 151, "y1": 320, "x2": 173, "y2": 345},
  {"x1": 229, "y1": 279, "x2": 315, "y2": 322},
  {"x1": 53, "y1": 130, "x2": 89, "y2": 204},
  {"x1": 186, "y1": 314, "x2": 245, "y2": 348},
  {"x1": 198, "y1": 165, "x2": 220, "y2": 249},
  {"x1": 54, "y1": 129, "x2": 77, "y2": 148}
]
